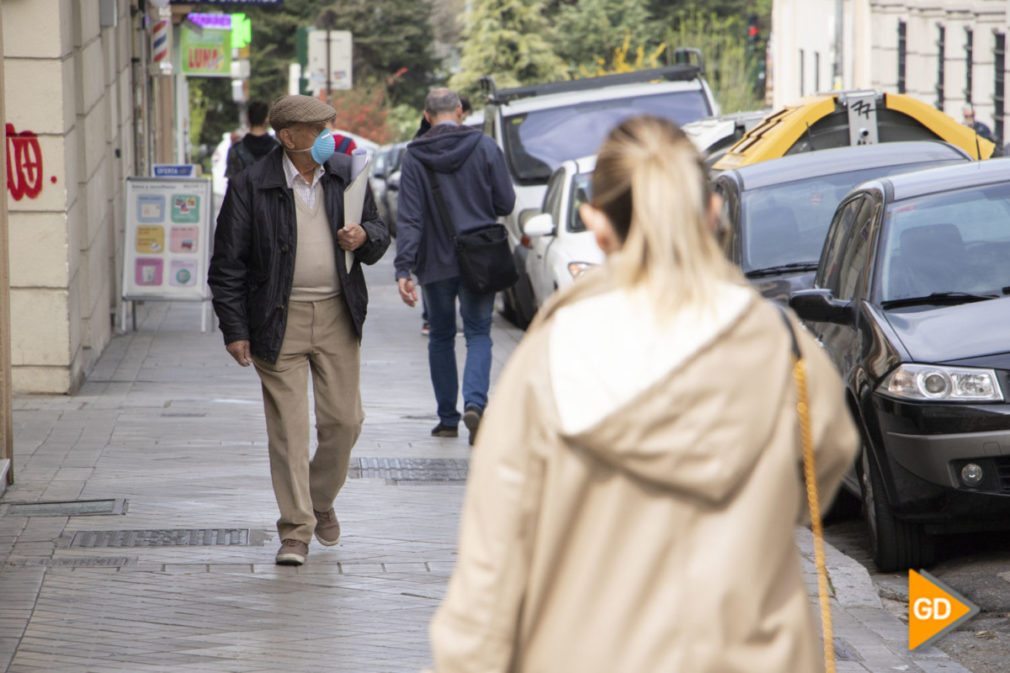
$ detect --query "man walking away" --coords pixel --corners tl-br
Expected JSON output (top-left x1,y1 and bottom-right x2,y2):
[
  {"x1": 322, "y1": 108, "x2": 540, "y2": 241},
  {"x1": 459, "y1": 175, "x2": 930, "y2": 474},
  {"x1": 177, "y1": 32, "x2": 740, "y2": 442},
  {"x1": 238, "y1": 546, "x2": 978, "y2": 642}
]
[
  {"x1": 394, "y1": 88, "x2": 516, "y2": 445},
  {"x1": 962, "y1": 105, "x2": 995, "y2": 143},
  {"x1": 225, "y1": 99, "x2": 279, "y2": 178},
  {"x1": 209, "y1": 95, "x2": 390, "y2": 566}
]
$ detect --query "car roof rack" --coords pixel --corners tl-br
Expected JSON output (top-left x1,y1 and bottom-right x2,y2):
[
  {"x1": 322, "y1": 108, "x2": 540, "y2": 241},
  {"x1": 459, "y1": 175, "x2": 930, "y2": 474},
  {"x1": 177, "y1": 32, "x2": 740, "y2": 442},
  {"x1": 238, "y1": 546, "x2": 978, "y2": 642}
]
[{"x1": 479, "y1": 49, "x2": 705, "y2": 105}]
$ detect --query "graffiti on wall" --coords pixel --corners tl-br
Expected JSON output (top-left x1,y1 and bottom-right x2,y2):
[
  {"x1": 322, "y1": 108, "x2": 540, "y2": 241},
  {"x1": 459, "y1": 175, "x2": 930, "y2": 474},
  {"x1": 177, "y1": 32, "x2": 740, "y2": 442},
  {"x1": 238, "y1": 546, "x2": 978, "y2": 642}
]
[{"x1": 6, "y1": 123, "x2": 57, "y2": 201}]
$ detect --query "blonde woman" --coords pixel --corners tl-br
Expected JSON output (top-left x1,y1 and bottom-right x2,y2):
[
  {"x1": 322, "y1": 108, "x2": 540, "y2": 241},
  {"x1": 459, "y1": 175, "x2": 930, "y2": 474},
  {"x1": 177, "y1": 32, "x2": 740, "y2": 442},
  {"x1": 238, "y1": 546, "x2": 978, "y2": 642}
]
[{"x1": 427, "y1": 115, "x2": 859, "y2": 673}]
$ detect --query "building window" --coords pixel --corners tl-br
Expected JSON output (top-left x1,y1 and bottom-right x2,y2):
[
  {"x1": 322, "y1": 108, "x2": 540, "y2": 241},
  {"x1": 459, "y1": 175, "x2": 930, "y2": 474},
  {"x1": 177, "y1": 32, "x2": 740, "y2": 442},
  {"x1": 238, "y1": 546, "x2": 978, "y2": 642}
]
[
  {"x1": 815, "y1": 52, "x2": 820, "y2": 92},
  {"x1": 800, "y1": 48, "x2": 805, "y2": 97},
  {"x1": 965, "y1": 28, "x2": 974, "y2": 104},
  {"x1": 995, "y1": 31, "x2": 1005, "y2": 146},
  {"x1": 898, "y1": 21, "x2": 907, "y2": 94},
  {"x1": 936, "y1": 24, "x2": 946, "y2": 110}
]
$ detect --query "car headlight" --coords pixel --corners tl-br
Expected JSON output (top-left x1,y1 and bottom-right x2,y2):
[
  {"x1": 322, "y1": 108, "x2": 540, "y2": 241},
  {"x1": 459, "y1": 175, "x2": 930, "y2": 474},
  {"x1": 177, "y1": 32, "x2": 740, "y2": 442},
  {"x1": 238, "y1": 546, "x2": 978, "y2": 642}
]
[
  {"x1": 567, "y1": 261, "x2": 595, "y2": 278},
  {"x1": 879, "y1": 363, "x2": 1004, "y2": 402}
]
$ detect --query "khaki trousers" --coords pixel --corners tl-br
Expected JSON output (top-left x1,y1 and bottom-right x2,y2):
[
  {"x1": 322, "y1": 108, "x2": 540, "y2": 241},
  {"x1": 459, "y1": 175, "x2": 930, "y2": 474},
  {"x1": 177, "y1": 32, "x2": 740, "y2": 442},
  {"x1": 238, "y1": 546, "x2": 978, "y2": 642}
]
[{"x1": 253, "y1": 297, "x2": 363, "y2": 543}]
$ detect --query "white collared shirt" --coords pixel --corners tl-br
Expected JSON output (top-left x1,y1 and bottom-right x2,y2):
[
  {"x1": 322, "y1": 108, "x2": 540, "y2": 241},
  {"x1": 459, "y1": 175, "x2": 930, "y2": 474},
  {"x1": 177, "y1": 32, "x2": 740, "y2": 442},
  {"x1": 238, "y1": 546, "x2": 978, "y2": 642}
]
[{"x1": 282, "y1": 151, "x2": 325, "y2": 209}]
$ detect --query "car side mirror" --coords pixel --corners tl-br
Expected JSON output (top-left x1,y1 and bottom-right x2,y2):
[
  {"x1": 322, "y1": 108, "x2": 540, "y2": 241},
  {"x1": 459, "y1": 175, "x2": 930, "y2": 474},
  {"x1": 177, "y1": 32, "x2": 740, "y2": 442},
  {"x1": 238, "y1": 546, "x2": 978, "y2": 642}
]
[
  {"x1": 518, "y1": 208, "x2": 541, "y2": 230},
  {"x1": 387, "y1": 174, "x2": 400, "y2": 190},
  {"x1": 789, "y1": 289, "x2": 853, "y2": 324},
  {"x1": 523, "y1": 213, "x2": 556, "y2": 238}
]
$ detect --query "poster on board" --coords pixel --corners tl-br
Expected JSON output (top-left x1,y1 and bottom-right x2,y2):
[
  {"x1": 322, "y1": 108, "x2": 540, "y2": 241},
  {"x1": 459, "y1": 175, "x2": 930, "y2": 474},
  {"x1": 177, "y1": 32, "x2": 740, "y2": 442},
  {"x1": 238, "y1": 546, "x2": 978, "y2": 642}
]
[{"x1": 123, "y1": 177, "x2": 212, "y2": 301}]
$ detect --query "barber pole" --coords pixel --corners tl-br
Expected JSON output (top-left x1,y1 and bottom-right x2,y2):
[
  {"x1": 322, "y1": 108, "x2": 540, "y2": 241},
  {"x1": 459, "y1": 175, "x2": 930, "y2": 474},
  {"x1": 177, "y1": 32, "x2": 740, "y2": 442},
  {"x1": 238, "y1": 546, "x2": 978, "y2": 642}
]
[
  {"x1": 151, "y1": 14, "x2": 172, "y2": 75},
  {"x1": 152, "y1": 19, "x2": 167, "y2": 61}
]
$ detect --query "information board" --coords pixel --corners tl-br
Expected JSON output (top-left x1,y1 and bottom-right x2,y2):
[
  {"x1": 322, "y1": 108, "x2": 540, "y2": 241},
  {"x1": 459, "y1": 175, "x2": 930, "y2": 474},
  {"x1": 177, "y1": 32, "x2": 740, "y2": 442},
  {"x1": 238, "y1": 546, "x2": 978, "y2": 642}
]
[{"x1": 123, "y1": 177, "x2": 212, "y2": 301}]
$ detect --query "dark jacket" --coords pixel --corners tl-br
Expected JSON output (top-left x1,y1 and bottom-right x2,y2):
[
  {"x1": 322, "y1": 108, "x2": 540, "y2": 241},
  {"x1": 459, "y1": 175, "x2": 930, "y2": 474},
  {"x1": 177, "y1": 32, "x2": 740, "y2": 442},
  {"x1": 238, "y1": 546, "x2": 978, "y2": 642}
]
[
  {"x1": 394, "y1": 124, "x2": 515, "y2": 285},
  {"x1": 225, "y1": 133, "x2": 279, "y2": 178},
  {"x1": 209, "y1": 146, "x2": 389, "y2": 363}
]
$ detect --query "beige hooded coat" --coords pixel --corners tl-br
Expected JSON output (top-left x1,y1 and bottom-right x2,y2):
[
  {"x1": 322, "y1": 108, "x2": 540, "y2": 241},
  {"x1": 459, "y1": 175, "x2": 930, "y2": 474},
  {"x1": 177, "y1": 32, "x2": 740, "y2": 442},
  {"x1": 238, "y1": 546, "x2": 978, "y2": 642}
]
[{"x1": 429, "y1": 270, "x2": 859, "y2": 673}]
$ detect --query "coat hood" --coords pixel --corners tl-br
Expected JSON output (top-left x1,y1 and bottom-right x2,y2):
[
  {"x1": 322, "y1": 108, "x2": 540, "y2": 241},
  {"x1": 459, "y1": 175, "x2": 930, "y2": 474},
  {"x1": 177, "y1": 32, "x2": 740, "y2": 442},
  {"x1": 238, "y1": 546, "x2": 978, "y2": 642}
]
[
  {"x1": 536, "y1": 270, "x2": 794, "y2": 505},
  {"x1": 407, "y1": 124, "x2": 484, "y2": 173}
]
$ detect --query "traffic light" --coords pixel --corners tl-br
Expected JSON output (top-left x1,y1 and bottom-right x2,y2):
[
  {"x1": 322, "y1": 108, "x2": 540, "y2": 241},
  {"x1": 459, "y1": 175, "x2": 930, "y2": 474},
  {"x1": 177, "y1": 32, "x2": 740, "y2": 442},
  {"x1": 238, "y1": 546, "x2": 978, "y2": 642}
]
[
  {"x1": 746, "y1": 13, "x2": 759, "y2": 56},
  {"x1": 746, "y1": 13, "x2": 766, "y2": 100}
]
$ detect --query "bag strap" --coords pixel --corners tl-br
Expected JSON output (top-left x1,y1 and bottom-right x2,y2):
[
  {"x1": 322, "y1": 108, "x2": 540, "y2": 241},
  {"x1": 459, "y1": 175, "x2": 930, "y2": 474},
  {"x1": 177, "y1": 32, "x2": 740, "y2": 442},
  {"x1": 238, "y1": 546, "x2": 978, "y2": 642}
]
[
  {"x1": 422, "y1": 164, "x2": 457, "y2": 244},
  {"x1": 235, "y1": 141, "x2": 255, "y2": 170},
  {"x1": 778, "y1": 308, "x2": 836, "y2": 673}
]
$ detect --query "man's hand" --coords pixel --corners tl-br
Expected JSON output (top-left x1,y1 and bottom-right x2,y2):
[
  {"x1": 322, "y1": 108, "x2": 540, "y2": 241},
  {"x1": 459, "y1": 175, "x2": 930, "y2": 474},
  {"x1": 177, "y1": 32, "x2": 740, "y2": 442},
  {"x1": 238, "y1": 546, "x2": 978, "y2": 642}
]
[
  {"x1": 337, "y1": 223, "x2": 367, "y2": 251},
  {"x1": 226, "y1": 340, "x2": 253, "y2": 367},
  {"x1": 398, "y1": 277, "x2": 418, "y2": 307}
]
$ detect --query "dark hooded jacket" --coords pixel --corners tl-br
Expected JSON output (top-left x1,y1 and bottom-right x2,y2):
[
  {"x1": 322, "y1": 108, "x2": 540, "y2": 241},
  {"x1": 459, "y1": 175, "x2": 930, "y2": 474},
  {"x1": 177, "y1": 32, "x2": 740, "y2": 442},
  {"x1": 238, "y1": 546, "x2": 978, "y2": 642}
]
[
  {"x1": 209, "y1": 145, "x2": 390, "y2": 364},
  {"x1": 394, "y1": 124, "x2": 515, "y2": 285},
  {"x1": 225, "y1": 133, "x2": 280, "y2": 178}
]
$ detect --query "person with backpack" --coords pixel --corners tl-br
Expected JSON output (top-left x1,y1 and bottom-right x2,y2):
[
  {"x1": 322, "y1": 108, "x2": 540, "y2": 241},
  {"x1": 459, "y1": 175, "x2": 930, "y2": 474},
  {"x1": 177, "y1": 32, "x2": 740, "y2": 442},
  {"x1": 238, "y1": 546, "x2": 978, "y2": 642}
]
[
  {"x1": 225, "y1": 100, "x2": 280, "y2": 178},
  {"x1": 394, "y1": 88, "x2": 516, "y2": 445}
]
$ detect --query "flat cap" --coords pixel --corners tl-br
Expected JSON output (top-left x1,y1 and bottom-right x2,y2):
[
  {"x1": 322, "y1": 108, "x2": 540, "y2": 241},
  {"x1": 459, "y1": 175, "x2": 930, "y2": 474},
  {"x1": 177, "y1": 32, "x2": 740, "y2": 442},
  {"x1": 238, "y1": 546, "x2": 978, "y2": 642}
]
[{"x1": 269, "y1": 95, "x2": 337, "y2": 130}]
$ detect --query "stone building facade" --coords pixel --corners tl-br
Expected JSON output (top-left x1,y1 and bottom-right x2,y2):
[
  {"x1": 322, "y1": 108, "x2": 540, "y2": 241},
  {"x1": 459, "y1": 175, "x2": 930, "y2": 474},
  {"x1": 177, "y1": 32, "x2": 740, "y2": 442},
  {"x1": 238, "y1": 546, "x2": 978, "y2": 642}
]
[
  {"x1": 3, "y1": 0, "x2": 139, "y2": 393},
  {"x1": 772, "y1": 0, "x2": 1010, "y2": 141}
]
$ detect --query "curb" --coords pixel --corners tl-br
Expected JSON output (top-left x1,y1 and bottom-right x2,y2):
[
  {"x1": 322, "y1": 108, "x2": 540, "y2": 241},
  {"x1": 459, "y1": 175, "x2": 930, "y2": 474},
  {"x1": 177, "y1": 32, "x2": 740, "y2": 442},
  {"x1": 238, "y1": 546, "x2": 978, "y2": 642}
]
[{"x1": 795, "y1": 528, "x2": 974, "y2": 672}]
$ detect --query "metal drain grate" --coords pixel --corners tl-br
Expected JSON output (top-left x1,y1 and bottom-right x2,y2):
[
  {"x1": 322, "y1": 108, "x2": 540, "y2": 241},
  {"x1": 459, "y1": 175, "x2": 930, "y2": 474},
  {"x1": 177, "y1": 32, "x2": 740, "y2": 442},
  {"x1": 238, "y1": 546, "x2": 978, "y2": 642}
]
[
  {"x1": 71, "y1": 528, "x2": 251, "y2": 548},
  {"x1": 349, "y1": 457, "x2": 468, "y2": 481},
  {"x1": 9, "y1": 557, "x2": 133, "y2": 568},
  {"x1": 3, "y1": 498, "x2": 127, "y2": 517}
]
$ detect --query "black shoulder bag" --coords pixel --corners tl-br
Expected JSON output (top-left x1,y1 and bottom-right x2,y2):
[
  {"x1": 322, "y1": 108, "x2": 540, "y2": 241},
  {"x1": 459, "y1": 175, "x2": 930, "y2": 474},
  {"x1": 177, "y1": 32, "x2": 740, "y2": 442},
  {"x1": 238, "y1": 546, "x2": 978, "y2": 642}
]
[{"x1": 423, "y1": 164, "x2": 518, "y2": 295}]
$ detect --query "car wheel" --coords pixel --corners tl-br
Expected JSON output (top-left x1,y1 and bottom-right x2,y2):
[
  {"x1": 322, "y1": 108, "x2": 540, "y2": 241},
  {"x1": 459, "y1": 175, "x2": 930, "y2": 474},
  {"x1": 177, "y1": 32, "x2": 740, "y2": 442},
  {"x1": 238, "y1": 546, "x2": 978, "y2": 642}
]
[
  {"x1": 500, "y1": 286, "x2": 520, "y2": 324},
  {"x1": 499, "y1": 252, "x2": 535, "y2": 329},
  {"x1": 512, "y1": 272, "x2": 537, "y2": 328},
  {"x1": 860, "y1": 449, "x2": 936, "y2": 572}
]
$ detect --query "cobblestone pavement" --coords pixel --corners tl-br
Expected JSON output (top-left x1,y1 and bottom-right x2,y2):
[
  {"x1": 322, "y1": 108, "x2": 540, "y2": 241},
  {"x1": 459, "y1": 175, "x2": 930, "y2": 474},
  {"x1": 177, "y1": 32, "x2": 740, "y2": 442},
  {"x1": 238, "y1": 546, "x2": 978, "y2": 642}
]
[{"x1": 0, "y1": 255, "x2": 972, "y2": 672}]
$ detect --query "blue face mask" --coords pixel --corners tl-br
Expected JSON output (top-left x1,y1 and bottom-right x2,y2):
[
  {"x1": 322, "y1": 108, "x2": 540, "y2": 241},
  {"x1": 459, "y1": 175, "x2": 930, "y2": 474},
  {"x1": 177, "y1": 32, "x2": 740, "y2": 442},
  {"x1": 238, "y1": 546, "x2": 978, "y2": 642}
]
[
  {"x1": 310, "y1": 130, "x2": 336, "y2": 164},
  {"x1": 290, "y1": 129, "x2": 336, "y2": 165}
]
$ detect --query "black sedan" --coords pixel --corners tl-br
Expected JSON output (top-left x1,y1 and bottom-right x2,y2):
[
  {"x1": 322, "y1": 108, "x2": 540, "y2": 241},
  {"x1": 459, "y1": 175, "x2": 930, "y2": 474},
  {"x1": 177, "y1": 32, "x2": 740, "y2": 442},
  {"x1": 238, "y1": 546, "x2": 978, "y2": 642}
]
[
  {"x1": 714, "y1": 141, "x2": 972, "y2": 302},
  {"x1": 790, "y1": 158, "x2": 1010, "y2": 571}
]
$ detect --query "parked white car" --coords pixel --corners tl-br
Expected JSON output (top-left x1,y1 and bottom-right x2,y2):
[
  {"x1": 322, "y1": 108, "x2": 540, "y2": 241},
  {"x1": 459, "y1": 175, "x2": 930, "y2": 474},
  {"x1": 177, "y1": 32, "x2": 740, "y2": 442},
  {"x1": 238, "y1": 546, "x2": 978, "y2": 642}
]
[
  {"x1": 483, "y1": 53, "x2": 719, "y2": 327},
  {"x1": 682, "y1": 109, "x2": 770, "y2": 170},
  {"x1": 520, "y1": 155, "x2": 603, "y2": 310}
]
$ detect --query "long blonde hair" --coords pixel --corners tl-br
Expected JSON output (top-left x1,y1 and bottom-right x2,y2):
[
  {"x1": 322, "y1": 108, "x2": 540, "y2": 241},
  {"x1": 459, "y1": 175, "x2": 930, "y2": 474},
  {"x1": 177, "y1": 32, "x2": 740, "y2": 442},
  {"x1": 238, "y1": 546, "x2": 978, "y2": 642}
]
[{"x1": 591, "y1": 115, "x2": 739, "y2": 312}]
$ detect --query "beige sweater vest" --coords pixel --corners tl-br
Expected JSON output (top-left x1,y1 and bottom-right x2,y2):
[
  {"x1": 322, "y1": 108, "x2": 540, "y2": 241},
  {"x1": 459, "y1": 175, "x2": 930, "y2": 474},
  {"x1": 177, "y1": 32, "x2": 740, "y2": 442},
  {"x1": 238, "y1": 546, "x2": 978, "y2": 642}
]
[{"x1": 289, "y1": 187, "x2": 341, "y2": 301}]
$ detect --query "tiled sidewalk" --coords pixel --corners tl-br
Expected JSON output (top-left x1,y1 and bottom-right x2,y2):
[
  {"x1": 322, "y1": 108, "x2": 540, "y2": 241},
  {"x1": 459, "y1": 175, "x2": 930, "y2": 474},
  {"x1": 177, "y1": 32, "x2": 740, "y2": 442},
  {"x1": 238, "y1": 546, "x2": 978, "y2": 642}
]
[{"x1": 0, "y1": 256, "x2": 970, "y2": 672}]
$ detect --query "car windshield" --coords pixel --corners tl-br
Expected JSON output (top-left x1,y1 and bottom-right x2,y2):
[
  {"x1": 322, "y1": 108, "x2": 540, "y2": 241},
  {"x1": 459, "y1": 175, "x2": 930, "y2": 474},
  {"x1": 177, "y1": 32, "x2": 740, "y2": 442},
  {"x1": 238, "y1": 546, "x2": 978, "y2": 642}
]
[
  {"x1": 503, "y1": 90, "x2": 711, "y2": 184},
  {"x1": 568, "y1": 172, "x2": 593, "y2": 232},
  {"x1": 740, "y1": 161, "x2": 961, "y2": 273},
  {"x1": 877, "y1": 182, "x2": 1010, "y2": 304}
]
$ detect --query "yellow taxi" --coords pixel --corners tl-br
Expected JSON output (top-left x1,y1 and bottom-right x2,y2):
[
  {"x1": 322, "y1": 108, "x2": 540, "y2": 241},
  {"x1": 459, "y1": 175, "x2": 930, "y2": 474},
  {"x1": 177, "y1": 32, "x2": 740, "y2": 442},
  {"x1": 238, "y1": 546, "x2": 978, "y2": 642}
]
[{"x1": 713, "y1": 90, "x2": 995, "y2": 171}]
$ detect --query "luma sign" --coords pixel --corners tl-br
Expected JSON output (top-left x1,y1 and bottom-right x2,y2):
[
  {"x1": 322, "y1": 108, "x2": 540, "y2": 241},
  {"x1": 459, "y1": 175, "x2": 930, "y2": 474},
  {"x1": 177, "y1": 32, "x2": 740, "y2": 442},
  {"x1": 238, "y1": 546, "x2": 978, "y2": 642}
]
[{"x1": 179, "y1": 23, "x2": 232, "y2": 77}]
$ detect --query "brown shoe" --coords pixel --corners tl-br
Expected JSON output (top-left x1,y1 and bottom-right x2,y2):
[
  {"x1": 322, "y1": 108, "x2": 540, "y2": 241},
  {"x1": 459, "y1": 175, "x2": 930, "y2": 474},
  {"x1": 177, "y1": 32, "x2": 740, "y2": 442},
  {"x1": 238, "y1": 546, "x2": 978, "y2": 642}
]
[
  {"x1": 313, "y1": 508, "x2": 341, "y2": 546},
  {"x1": 276, "y1": 539, "x2": 308, "y2": 565}
]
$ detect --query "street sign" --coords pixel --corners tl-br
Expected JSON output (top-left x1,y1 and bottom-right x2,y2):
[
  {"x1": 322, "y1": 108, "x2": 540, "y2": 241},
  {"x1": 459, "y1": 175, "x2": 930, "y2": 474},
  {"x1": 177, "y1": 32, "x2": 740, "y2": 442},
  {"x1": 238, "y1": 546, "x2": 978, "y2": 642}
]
[
  {"x1": 305, "y1": 29, "x2": 353, "y2": 93},
  {"x1": 153, "y1": 164, "x2": 198, "y2": 178},
  {"x1": 179, "y1": 24, "x2": 232, "y2": 77}
]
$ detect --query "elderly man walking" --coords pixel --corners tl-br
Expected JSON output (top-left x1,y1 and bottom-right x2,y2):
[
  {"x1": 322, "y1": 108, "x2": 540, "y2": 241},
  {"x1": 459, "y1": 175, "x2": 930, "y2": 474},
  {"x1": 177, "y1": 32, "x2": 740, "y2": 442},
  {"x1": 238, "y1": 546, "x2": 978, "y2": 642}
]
[
  {"x1": 209, "y1": 95, "x2": 389, "y2": 565},
  {"x1": 395, "y1": 88, "x2": 516, "y2": 445}
]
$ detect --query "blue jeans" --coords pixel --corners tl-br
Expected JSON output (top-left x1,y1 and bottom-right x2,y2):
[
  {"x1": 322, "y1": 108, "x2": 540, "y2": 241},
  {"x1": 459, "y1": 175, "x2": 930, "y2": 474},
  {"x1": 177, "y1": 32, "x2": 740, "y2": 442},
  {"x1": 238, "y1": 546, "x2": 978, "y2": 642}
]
[{"x1": 422, "y1": 277, "x2": 494, "y2": 426}]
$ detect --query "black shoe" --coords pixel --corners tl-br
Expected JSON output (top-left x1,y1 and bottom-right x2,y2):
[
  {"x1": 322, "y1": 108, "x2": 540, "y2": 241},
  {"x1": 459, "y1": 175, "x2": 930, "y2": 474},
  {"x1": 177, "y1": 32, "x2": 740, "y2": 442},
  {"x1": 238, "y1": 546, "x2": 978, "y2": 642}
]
[
  {"x1": 431, "y1": 422, "x2": 458, "y2": 438},
  {"x1": 462, "y1": 406, "x2": 483, "y2": 446}
]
